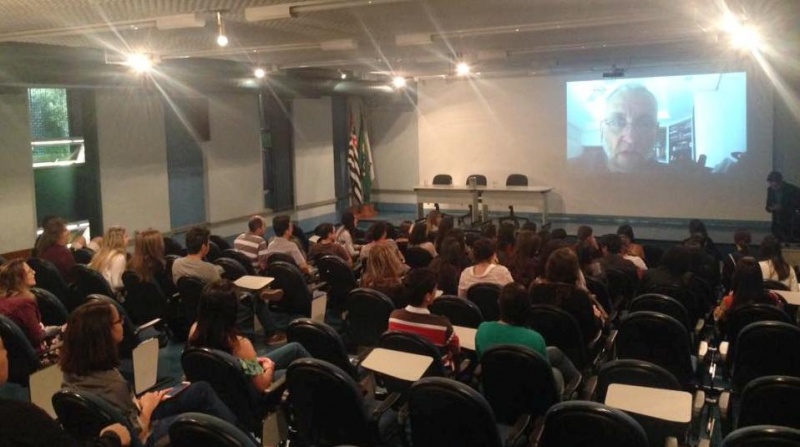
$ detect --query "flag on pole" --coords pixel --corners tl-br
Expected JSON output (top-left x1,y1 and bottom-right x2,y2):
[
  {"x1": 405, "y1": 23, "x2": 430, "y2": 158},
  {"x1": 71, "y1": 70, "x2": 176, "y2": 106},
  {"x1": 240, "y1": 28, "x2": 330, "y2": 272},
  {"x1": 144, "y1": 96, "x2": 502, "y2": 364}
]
[
  {"x1": 358, "y1": 108, "x2": 374, "y2": 204},
  {"x1": 347, "y1": 110, "x2": 363, "y2": 206}
]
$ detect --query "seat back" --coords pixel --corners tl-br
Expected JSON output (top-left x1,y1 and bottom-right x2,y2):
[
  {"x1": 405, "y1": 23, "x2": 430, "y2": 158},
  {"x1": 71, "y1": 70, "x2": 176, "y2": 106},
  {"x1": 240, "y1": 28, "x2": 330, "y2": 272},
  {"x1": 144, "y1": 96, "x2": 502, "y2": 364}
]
[
  {"x1": 214, "y1": 257, "x2": 248, "y2": 281},
  {"x1": 466, "y1": 283, "x2": 501, "y2": 321},
  {"x1": 27, "y1": 257, "x2": 79, "y2": 311},
  {"x1": 480, "y1": 345, "x2": 559, "y2": 424},
  {"x1": 378, "y1": 331, "x2": 446, "y2": 394},
  {"x1": 121, "y1": 271, "x2": 168, "y2": 325},
  {"x1": 642, "y1": 245, "x2": 664, "y2": 268},
  {"x1": 286, "y1": 358, "x2": 373, "y2": 446},
  {"x1": 72, "y1": 264, "x2": 115, "y2": 300},
  {"x1": 526, "y1": 303, "x2": 589, "y2": 370},
  {"x1": 345, "y1": 287, "x2": 395, "y2": 349},
  {"x1": 724, "y1": 304, "x2": 792, "y2": 366},
  {"x1": 594, "y1": 359, "x2": 682, "y2": 403},
  {"x1": 315, "y1": 255, "x2": 357, "y2": 308},
  {"x1": 206, "y1": 241, "x2": 222, "y2": 262},
  {"x1": 629, "y1": 293, "x2": 692, "y2": 332},
  {"x1": 722, "y1": 425, "x2": 800, "y2": 447},
  {"x1": 221, "y1": 249, "x2": 256, "y2": 275},
  {"x1": 466, "y1": 174, "x2": 488, "y2": 186},
  {"x1": 266, "y1": 261, "x2": 313, "y2": 315},
  {"x1": 32, "y1": 287, "x2": 69, "y2": 326},
  {"x1": 429, "y1": 295, "x2": 484, "y2": 328},
  {"x1": 210, "y1": 235, "x2": 232, "y2": 251},
  {"x1": 738, "y1": 376, "x2": 800, "y2": 430},
  {"x1": 169, "y1": 412, "x2": 259, "y2": 447},
  {"x1": 405, "y1": 246, "x2": 434, "y2": 268},
  {"x1": 408, "y1": 377, "x2": 503, "y2": 447},
  {"x1": 286, "y1": 318, "x2": 356, "y2": 378},
  {"x1": 432, "y1": 174, "x2": 453, "y2": 185},
  {"x1": 506, "y1": 174, "x2": 529, "y2": 186},
  {"x1": 266, "y1": 252, "x2": 297, "y2": 266},
  {"x1": 764, "y1": 280, "x2": 790, "y2": 291},
  {"x1": 73, "y1": 248, "x2": 95, "y2": 264},
  {"x1": 605, "y1": 268, "x2": 637, "y2": 309},
  {"x1": 733, "y1": 321, "x2": 800, "y2": 392},
  {"x1": 176, "y1": 276, "x2": 206, "y2": 324},
  {"x1": 52, "y1": 389, "x2": 132, "y2": 444},
  {"x1": 164, "y1": 237, "x2": 187, "y2": 256},
  {"x1": 181, "y1": 347, "x2": 265, "y2": 433},
  {"x1": 0, "y1": 314, "x2": 41, "y2": 385},
  {"x1": 585, "y1": 275, "x2": 613, "y2": 314},
  {"x1": 638, "y1": 284, "x2": 703, "y2": 325},
  {"x1": 539, "y1": 401, "x2": 649, "y2": 447},
  {"x1": 616, "y1": 311, "x2": 694, "y2": 386}
]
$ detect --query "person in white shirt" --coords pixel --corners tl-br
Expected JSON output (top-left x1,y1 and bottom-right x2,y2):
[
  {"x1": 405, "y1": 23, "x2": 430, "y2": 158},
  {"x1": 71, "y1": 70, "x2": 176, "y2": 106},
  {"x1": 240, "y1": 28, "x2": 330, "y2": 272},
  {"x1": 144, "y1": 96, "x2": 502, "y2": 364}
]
[
  {"x1": 458, "y1": 238, "x2": 514, "y2": 297},
  {"x1": 88, "y1": 226, "x2": 129, "y2": 291},
  {"x1": 758, "y1": 234, "x2": 799, "y2": 291},
  {"x1": 266, "y1": 215, "x2": 310, "y2": 274}
]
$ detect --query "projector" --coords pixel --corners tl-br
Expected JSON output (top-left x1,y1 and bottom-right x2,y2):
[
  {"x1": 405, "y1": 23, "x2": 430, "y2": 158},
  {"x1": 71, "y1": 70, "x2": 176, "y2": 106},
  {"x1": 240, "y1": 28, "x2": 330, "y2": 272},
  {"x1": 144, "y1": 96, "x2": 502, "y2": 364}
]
[{"x1": 602, "y1": 68, "x2": 626, "y2": 78}]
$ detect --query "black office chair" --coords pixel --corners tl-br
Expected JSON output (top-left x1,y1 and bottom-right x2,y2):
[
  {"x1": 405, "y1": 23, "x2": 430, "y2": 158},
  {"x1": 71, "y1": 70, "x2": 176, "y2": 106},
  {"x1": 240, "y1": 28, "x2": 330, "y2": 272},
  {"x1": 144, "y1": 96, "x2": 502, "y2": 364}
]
[
  {"x1": 121, "y1": 271, "x2": 168, "y2": 326},
  {"x1": 315, "y1": 255, "x2": 358, "y2": 310},
  {"x1": 405, "y1": 246, "x2": 434, "y2": 268},
  {"x1": 266, "y1": 252, "x2": 297, "y2": 267},
  {"x1": 214, "y1": 257, "x2": 248, "y2": 281},
  {"x1": 87, "y1": 294, "x2": 163, "y2": 358},
  {"x1": 287, "y1": 318, "x2": 360, "y2": 380},
  {"x1": 210, "y1": 235, "x2": 232, "y2": 251},
  {"x1": 408, "y1": 377, "x2": 524, "y2": 447},
  {"x1": 266, "y1": 261, "x2": 313, "y2": 317},
  {"x1": 429, "y1": 295, "x2": 484, "y2": 328},
  {"x1": 736, "y1": 376, "x2": 800, "y2": 431},
  {"x1": 431, "y1": 174, "x2": 453, "y2": 213},
  {"x1": 164, "y1": 236, "x2": 187, "y2": 256},
  {"x1": 466, "y1": 283, "x2": 501, "y2": 321},
  {"x1": 585, "y1": 275, "x2": 614, "y2": 315},
  {"x1": 637, "y1": 284, "x2": 704, "y2": 330},
  {"x1": 169, "y1": 412, "x2": 259, "y2": 447},
  {"x1": 285, "y1": 358, "x2": 399, "y2": 447},
  {"x1": 526, "y1": 304, "x2": 594, "y2": 372},
  {"x1": 720, "y1": 304, "x2": 793, "y2": 368},
  {"x1": 72, "y1": 264, "x2": 115, "y2": 301},
  {"x1": 731, "y1": 321, "x2": 800, "y2": 393},
  {"x1": 615, "y1": 311, "x2": 696, "y2": 387},
  {"x1": 459, "y1": 174, "x2": 488, "y2": 227},
  {"x1": 28, "y1": 257, "x2": 80, "y2": 311},
  {"x1": 72, "y1": 247, "x2": 95, "y2": 264},
  {"x1": 344, "y1": 287, "x2": 395, "y2": 351},
  {"x1": 52, "y1": 389, "x2": 138, "y2": 445},
  {"x1": 538, "y1": 401, "x2": 649, "y2": 447},
  {"x1": 498, "y1": 174, "x2": 530, "y2": 229},
  {"x1": 642, "y1": 245, "x2": 664, "y2": 269},
  {"x1": 32, "y1": 287, "x2": 69, "y2": 326},
  {"x1": 605, "y1": 268, "x2": 638, "y2": 310},
  {"x1": 182, "y1": 347, "x2": 284, "y2": 435},
  {"x1": 221, "y1": 249, "x2": 256, "y2": 275},
  {"x1": 0, "y1": 314, "x2": 42, "y2": 386},
  {"x1": 481, "y1": 345, "x2": 560, "y2": 425},
  {"x1": 629, "y1": 293, "x2": 693, "y2": 334},
  {"x1": 377, "y1": 331, "x2": 447, "y2": 394},
  {"x1": 176, "y1": 276, "x2": 206, "y2": 325},
  {"x1": 721, "y1": 425, "x2": 800, "y2": 447},
  {"x1": 589, "y1": 359, "x2": 682, "y2": 403},
  {"x1": 205, "y1": 241, "x2": 223, "y2": 263}
]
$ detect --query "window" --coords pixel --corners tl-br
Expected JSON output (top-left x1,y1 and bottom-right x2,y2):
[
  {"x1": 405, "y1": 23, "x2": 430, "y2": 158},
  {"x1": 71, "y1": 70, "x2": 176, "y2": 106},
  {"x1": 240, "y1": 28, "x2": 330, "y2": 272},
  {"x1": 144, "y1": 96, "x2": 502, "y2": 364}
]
[{"x1": 28, "y1": 88, "x2": 85, "y2": 167}]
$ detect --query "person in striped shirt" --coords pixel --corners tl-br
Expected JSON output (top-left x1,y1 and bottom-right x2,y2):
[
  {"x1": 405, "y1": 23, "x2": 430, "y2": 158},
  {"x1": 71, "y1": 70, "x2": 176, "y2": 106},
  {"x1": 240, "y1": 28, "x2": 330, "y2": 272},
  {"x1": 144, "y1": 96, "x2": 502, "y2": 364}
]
[
  {"x1": 388, "y1": 268, "x2": 460, "y2": 369},
  {"x1": 234, "y1": 216, "x2": 269, "y2": 272}
]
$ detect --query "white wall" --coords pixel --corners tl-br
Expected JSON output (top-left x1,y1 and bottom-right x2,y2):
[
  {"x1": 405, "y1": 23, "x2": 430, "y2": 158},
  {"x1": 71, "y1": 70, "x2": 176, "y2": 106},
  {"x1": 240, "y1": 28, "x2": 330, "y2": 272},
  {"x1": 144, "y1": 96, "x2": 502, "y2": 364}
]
[
  {"x1": 96, "y1": 90, "x2": 171, "y2": 232},
  {"x1": 292, "y1": 98, "x2": 335, "y2": 207},
  {"x1": 205, "y1": 93, "x2": 264, "y2": 223},
  {"x1": 0, "y1": 90, "x2": 37, "y2": 253},
  {"x1": 370, "y1": 103, "x2": 419, "y2": 204}
]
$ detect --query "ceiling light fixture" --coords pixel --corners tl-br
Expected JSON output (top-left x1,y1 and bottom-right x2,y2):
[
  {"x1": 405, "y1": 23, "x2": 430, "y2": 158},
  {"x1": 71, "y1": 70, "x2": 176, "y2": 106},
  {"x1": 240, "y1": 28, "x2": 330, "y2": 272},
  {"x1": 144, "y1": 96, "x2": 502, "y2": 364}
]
[
  {"x1": 245, "y1": 4, "x2": 295, "y2": 21},
  {"x1": 254, "y1": 67, "x2": 267, "y2": 79},
  {"x1": 392, "y1": 76, "x2": 407, "y2": 88},
  {"x1": 455, "y1": 61, "x2": 471, "y2": 76},
  {"x1": 123, "y1": 53, "x2": 156, "y2": 73},
  {"x1": 215, "y1": 12, "x2": 228, "y2": 47}
]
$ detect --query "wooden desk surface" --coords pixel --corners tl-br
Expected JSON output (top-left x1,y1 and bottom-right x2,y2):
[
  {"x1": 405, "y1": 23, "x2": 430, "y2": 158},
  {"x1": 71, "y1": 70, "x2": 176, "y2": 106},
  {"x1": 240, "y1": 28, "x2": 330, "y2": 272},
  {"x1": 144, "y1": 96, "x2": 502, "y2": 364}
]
[
  {"x1": 361, "y1": 348, "x2": 434, "y2": 382},
  {"x1": 605, "y1": 383, "x2": 692, "y2": 423},
  {"x1": 453, "y1": 325, "x2": 477, "y2": 351},
  {"x1": 234, "y1": 275, "x2": 275, "y2": 290}
]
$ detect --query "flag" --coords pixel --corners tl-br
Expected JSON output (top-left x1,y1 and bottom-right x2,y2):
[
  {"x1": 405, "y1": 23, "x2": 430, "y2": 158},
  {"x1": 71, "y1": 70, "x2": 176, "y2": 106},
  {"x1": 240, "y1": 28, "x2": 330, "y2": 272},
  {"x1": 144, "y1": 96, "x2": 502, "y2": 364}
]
[
  {"x1": 358, "y1": 109, "x2": 375, "y2": 204},
  {"x1": 347, "y1": 110, "x2": 363, "y2": 206}
]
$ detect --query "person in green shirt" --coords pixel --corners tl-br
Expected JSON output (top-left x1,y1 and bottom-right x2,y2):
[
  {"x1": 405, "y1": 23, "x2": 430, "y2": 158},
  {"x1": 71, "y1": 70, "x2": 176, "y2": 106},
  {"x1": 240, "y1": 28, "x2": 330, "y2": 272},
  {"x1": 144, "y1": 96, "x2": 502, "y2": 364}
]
[{"x1": 476, "y1": 283, "x2": 580, "y2": 394}]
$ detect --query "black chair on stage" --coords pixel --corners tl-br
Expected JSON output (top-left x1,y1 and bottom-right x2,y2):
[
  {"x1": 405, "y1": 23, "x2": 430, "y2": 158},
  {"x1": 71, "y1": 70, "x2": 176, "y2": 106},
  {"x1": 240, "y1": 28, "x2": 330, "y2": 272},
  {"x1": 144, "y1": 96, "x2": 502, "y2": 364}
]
[
  {"x1": 344, "y1": 287, "x2": 395, "y2": 351},
  {"x1": 538, "y1": 401, "x2": 649, "y2": 447},
  {"x1": 430, "y1": 295, "x2": 484, "y2": 328},
  {"x1": 169, "y1": 413, "x2": 259, "y2": 447},
  {"x1": 431, "y1": 174, "x2": 453, "y2": 213},
  {"x1": 498, "y1": 174, "x2": 530, "y2": 229},
  {"x1": 467, "y1": 283, "x2": 501, "y2": 321},
  {"x1": 459, "y1": 174, "x2": 488, "y2": 227}
]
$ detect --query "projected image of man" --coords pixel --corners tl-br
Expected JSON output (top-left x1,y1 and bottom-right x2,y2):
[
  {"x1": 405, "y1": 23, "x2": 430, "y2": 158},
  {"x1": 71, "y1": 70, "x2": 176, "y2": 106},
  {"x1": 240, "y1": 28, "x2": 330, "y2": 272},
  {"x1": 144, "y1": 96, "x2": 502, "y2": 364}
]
[{"x1": 600, "y1": 84, "x2": 661, "y2": 173}]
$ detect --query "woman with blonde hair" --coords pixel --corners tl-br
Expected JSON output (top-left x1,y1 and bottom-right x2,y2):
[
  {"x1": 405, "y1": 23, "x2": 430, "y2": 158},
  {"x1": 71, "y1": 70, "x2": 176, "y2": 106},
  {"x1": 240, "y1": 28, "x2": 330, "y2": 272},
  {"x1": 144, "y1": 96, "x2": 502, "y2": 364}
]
[
  {"x1": 361, "y1": 243, "x2": 407, "y2": 307},
  {"x1": 89, "y1": 226, "x2": 128, "y2": 291}
]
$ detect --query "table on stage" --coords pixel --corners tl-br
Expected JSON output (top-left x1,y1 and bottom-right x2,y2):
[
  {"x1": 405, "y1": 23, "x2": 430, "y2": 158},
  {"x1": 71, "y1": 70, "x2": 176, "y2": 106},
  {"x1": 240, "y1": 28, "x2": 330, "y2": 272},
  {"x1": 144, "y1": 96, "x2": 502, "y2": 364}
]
[{"x1": 414, "y1": 184, "x2": 554, "y2": 226}]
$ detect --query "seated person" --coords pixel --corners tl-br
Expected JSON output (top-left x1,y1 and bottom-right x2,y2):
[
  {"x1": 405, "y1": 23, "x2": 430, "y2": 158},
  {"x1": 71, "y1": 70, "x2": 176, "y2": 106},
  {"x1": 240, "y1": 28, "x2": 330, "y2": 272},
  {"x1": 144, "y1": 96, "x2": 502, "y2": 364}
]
[
  {"x1": 88, "y1": 226, "x2": 129, "y2": 292},
  {"x1": 408, "y1": 223, "x2": 437, "y2": 258},
  {"x1": 617, "y1": 224, "x2": 646, "y2": 261},
  {"x1": 639, "y1": 245, "x2": 693, "y2": 292},
  {"x1": 714, "y1": 257, "x2": 784, "y2": 322},
  {"x1": 758, "y1": 234, "x2": 799, "y2": 291},
  {"x1": 457, "y1": 238, "x2": 514, "y2": 297},
  {"x1": 266, "y1": 215, "x2": 310, "y2": 274},
  {"x1": 334, "y1": 211, "x2": 362, "y2": 258},
  {"x1": 722, "y1": 230, "x2": 752, "y2": 293},
  {"x1": 388, "y1": 268, "x2": 460, "y2": 370},
  {"x1": 360, "y1": 243, "x2": 406, "y2": 307},
  {"x1": 308, "y1": 223, "x2": 352, "y2": 267},
  {"x1": 234, "y1": 216, "x2": 269, "y2": 272},
  {"x1": 429, "y1": 237, "x2": 466, "y2": 296},
  {"x1": 35, "y1": 216, "x2": 79, "y2": 283},
  {"x1": 0, "y1": 336, "x2": 133, "y2": 447},
  {"x1": 128, "y1": 228, "x2": 175, "y2": 298},
  {"x1": 598, "y1": 234, "x2": 640, "y2": 280},
  {"x1": 509, "y1": 230, "x2": 541, "y2": 288},
  {"x1": 476, "y1": 283, "x2": 580, "y2": 392},
  {"x1": 0, "y1": 259, "x2": 55, "y2": 352},
  {"x1": 171, "y1": 226, "x2": 224, "y2": 285},
  {"x1": 60, "y1": 300, "x2": 240, "y2": 447},
  {"x1": 359, "y1": 221, "x2": 406, "y2": 265},
  {"x1": 187, "y1": 280, "x2": 310, "y2": 391},
  {"x1": 496, "y1": 223, "x2": 516, "y2": 267}
]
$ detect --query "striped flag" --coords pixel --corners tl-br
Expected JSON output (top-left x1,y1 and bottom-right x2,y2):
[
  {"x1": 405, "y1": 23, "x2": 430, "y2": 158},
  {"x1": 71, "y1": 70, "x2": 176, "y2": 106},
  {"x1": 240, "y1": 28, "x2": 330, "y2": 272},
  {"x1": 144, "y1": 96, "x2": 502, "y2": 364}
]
[
  {"x1": 358, "y1": 109, "x2": 374, "y2": 204},
  {"x1": 347, "y1": 110, "x2": 363, "y2": 206}
]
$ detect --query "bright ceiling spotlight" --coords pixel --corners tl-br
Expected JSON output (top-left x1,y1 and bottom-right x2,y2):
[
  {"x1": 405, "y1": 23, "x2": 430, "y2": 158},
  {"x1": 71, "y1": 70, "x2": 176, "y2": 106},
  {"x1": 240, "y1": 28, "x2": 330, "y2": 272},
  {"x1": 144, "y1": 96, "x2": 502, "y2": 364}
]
[
  {"x1": 254, "y1": 67, "x2": 266, "y2": 78},
  {"x1": 730, "y1": 25, "x2": 762, "y2": 51},
  {"x1": 216, "y1": 11, "x2": 228, "y2": 47},
  {"x1": 125, "y1": 53, "x2": 153, "y2": 73},
  {"x1": 392, "y1": 76, "x2": 407, "y2": 88},
  {"x1": 455, "y1": 61, "x2": 471, "y2": 76}
]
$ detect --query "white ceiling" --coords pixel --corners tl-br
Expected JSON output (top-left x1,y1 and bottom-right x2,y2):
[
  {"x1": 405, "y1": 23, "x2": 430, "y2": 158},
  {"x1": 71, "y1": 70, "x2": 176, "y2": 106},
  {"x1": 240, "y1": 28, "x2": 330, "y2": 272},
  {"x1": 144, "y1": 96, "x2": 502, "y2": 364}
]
[{"x1": 0, "y1": 0, "x2": 797, "y2": 79}]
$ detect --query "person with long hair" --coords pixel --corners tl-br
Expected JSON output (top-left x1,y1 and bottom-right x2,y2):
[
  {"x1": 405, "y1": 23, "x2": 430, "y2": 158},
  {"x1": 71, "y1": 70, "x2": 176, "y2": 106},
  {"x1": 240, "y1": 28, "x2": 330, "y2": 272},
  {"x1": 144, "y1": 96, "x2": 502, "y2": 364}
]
[
  {"x1": 758, "y1": 235, "x2": 799, "y2": 291},
  {"x1": 457, "y1": 238, "x2": 514, "y2": 298},
  {"x1": 128, "y1": 229, "x2": 166, "y2": 284},
  {"x1": 35, "y1": 217, "x2": 78, "y2": 283},
  {"x1": 360, "y1": 243, "x2": 406, "y2": 307},
  {"x1": 61, "y1": 300, "x2": 240, "y2": 446},
  {"x1": 434, "y1": 216, "x2": 455, "y2": 253},
  {"x1": 722, "y1": 230, "x2": 752, "y2": 292},
  {"x1": 0, "y1": 259, "x2": 50, "y2": 350},
  {"x1": 335, "y1": 210, "x2": 361, "y2": 258},
  {"x1": 409, "y1": 223, "x2": 437, "y2": 257},
  {"x1": 509, "y1": 230, "x2": 541, "y2": 288},
  {"x1": 425, "y1": 210, "x2": 442, "y2": 236},
  {"x1": 89, "y1": 226, "x2": 129, "y2": 291},
  {"x1": 187, "y1": 281, "x2": 309, "y2": 392},
  {"x1": 496, "y1": 222, "x2": 516, "y2": 267},
  {"x1": 616, "y1": 224, "x2": 645, "y2": 260},
  {"x1": 359, "y1": 221, "x2": 405, "y2": 264},
  {"x1": 428, "y1": 237, "x2": 466, "y2": 296},
  {"x1": 714, "y1": 257, "x2": 783, "y2": 321}
]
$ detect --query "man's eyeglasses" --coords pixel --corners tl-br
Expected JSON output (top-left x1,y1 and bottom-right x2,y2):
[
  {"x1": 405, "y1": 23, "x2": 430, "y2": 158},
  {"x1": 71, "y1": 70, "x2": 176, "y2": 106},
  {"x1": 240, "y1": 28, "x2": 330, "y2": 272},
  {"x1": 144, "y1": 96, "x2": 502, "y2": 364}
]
[{"x1": 603, "y1": 117, "x2": 658, "y2": 132}]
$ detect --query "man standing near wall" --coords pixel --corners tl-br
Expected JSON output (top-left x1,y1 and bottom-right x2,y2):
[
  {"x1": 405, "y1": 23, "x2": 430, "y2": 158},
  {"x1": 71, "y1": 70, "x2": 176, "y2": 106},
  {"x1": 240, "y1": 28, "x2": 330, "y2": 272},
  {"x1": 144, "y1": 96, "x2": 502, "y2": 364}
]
[{"x1": 766, "y1": 171, "x2": 800, "y2": 241}]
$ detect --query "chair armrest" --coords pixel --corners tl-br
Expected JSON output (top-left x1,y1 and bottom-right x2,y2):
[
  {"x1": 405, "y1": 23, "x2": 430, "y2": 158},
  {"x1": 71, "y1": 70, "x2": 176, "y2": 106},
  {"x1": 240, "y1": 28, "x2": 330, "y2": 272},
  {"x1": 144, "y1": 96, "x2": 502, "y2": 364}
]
[
  {"x1": 582, "y1": 375, "x2": 598, "y2": 401},
  {"x1": 350, "y1": 347, "x2": 373, "y2": 366},
  {"x1": 265, "y1": 375, "x2": 287, "y2": 395},
  {"x1": 665, "y1": 437, "x2": 678, "y2": 447},
  {"x1": 698, "y1": 340, "x2": 708, "y2": 359},
  {"x1": 719, "y1": 391, "x2": 730, "y2": 420},
  {"x1": 719, "y1": 341, "x2": 729, "y2": 363},
  {"x1": 134, "y1": 318, "x2": 162, "y2": 336},
  {"x1": 694, "y1": 318, "x2": 705, "y2": 335},
  {"x1": 309, "y1": 282, "x2": 327, "y2": 292},
  {"x1": 604, "y1": 329, "x2": 618, "y2": 351},
  {"x1": 370, "y1": 392, "x2": 401, "y2": 422},
  {"x1": 693, "y1": 390, "x2": 705, "y2": 419},
  {"x1": 504, "y1": 414, "x2": 532, "y2": 447}
]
